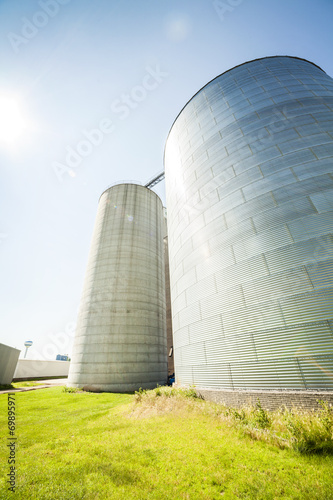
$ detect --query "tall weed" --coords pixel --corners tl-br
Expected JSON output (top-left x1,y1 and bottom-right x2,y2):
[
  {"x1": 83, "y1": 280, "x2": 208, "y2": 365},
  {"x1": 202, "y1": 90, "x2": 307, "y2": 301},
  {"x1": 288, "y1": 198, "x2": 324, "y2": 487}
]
[{"x1": 284, "y1": 401, "x2": 333, "y2": 454}]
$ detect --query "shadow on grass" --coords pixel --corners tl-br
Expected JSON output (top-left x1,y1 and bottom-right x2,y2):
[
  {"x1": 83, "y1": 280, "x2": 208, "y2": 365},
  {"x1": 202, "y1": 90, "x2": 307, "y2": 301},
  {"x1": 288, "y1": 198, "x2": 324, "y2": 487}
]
[{"x1": 0, "y1": 384, "x2": 13, "y2": 390}]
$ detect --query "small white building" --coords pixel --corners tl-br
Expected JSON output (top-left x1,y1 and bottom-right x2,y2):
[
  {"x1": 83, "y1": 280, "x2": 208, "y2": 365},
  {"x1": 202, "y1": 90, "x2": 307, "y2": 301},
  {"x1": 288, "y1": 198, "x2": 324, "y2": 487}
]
[{"x1": 0, "y1": 343, "x2": 20, "y2": 385}]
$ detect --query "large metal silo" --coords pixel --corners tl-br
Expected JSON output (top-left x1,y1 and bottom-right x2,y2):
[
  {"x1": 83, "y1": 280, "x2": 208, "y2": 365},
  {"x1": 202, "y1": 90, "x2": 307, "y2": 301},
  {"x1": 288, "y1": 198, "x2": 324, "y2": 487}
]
[
  {"x1": 68, "y1": 183, "x2": 167, "y2": 392},
  {"x1": 165, "y1": 56, "x2": 333, "y2": 391}
]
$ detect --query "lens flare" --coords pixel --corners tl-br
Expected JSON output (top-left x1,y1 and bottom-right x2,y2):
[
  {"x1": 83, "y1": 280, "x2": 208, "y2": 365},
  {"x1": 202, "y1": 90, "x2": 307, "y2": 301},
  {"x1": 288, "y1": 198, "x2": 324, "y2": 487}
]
[{"x1": 0, "y1": 94, "x2": 27, "y2": 146}]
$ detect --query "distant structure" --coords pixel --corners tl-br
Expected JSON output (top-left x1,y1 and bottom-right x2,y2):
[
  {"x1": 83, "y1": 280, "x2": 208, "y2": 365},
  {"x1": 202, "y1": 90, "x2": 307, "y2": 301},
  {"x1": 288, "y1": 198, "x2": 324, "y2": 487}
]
[
  {"x1": 23, "y1": 340, "x2": 33, "y2": 359},
  {"x1": 164, "y1": 56, "x2": 333, "y2": 391},
  {"x1": 56, "y1": 354, "x2": 69, "y2": 361},
  {"x1": 68, "y1": 183, "x2": 167, "y2": 392}
]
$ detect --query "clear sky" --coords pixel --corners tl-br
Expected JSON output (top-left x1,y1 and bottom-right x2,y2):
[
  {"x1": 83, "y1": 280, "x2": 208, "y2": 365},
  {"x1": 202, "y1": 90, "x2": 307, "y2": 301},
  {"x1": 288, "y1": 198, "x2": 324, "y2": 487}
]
[{"x1": 0, "y1": 0, "x2": 332, "y2": 360}]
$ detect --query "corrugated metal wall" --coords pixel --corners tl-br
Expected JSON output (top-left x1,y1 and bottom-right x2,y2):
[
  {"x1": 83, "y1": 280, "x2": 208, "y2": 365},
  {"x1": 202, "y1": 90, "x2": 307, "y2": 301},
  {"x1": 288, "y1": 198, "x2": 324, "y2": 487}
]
[{"x1": 165, "y1": 56, "x2": 333, "y2": 390}]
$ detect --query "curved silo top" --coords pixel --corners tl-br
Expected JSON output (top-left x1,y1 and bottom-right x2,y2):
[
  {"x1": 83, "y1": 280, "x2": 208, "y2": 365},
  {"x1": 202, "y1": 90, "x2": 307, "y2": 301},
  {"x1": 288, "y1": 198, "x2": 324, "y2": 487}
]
[
  {"x1": 99, "y1": 181, "x2": 164, "y2": 204},
  {"x1": 164, "y1": 55, "x2": 326, "y2": 151}
]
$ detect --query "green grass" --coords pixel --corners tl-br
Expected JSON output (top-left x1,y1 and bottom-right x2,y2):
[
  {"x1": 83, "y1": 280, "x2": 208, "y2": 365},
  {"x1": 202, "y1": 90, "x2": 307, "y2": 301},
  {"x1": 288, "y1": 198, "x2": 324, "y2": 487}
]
[
  {"x1": 13, "y1": 381, "x2": 46, "y2": 388},
  {"x1": 1, "y1": 387, "x2": 333, "y2": 499}
]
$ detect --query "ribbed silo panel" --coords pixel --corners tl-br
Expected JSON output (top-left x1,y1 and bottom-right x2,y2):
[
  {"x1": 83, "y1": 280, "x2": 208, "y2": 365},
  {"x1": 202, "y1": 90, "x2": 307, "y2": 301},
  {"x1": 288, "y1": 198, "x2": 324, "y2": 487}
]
[
  {"x1": 242, "y1": 267, "x2": 313, "y2": 305},
  {"x1": 230, "y1": 360, "x2": 288, "y2": 390},
  {"x1": 298, "y1": 357, "x2": 333, "y2": 389},
  {"x1": 307, "y1": 260, "x2": 333, "y2": 289},
  {"x1": 205, "y1": 335, "x2": 257, "y2": 364},
  {"x1": 215, "y1": 254, "x2": 269, "y2": 290},
  {"x1": 186, "y1": 274, "x2": 216, "y2": 306},
  {"x1": 252, "y1": 198, "x2": 317, "y2": 233},
  {"x1": 192, "y1": 364, "x2": 232, "y2": 389},
  {"x1": 175, "y1": 365, "x2": 194, "y2": 385},
  {"x1": 222, "y1": 300, "x2": 285, "y2": 335},
  {"x1": 165, "y1": 56, "x2": 333, "y2": 391},
  {"x1": 280, "y1": 288, "x2": 333, "y2": 325},
  {"x1": 179, "y1": 342, "x2": 206, "y2": 366},
  {"x1": 265, "y1": 236, "x2": 333, "y2": 274},
  {"x1": 173, "y1": 326, "x2": 189, "y2": 349},
  {"x1": 188, "y1": 315, "x2": 224, "y2": 343},
  {"x1": 310, "y1": 190, "x2": 333, "y2": 212},
  {"x1": 253, "y1": 323, "x2": 333, "y2": 360},
  {"x1": 208, "y1": 220, "x2": 256, "y2": 257}
]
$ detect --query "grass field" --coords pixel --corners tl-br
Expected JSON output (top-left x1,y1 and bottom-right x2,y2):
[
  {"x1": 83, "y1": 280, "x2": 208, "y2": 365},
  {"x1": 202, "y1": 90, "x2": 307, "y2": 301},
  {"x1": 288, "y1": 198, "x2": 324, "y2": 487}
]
[
  {"x1": 0, "y1": 379, "x2": 66, "y2": 391},
  {"x1": 0, "y1": 386, "x2": 332, "y2": 499}
]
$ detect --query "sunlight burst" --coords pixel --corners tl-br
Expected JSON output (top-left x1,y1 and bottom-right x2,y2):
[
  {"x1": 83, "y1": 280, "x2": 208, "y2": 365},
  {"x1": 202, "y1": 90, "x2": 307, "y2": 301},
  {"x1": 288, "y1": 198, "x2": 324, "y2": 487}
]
[{"x1": 0, "y1": 94, "x2": 26, "y2": 146}]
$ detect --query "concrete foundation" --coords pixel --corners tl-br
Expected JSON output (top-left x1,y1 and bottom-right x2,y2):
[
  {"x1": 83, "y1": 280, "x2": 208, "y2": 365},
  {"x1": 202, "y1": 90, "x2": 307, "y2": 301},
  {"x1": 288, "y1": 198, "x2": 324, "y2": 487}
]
[{"x1": 197, "y1": 388, "x2": 333, "y2": 411}]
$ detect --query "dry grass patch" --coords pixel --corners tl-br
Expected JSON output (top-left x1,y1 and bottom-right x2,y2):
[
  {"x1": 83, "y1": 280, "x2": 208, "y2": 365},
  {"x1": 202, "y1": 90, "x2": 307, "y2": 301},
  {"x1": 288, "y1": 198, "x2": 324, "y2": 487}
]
[
  {"x1": 131, "y1": 386, "x2": 333, "y2": 454},
  {"x1": 129, "y1": 385, "x2": 203, "y2": 418}
]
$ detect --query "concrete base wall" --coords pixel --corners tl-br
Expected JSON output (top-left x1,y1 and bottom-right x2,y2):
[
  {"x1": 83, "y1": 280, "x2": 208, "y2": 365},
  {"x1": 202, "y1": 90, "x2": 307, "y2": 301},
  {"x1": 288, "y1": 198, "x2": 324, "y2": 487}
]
[
  {"x1": 0, "y1": 344, "x2": 20, "y2": 385},
  {"x1": 13, "y1": 360, "x2": 70, "y2": 380},
  {"x1": 197, "y1": 388, "x2": 333, "y2": 411}
]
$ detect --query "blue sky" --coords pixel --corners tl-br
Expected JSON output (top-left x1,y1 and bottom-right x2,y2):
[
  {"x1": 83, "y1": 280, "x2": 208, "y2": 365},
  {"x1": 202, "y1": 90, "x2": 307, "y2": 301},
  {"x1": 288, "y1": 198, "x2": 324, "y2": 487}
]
[{"x1": 0, "y1": 0, "x2": 332, "y2": 359}]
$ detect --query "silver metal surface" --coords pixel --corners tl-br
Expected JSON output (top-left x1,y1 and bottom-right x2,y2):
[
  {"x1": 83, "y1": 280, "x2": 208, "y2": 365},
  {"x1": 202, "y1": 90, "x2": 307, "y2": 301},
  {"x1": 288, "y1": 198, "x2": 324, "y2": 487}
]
[
  {"x1": 165, "y1": 56, "x2": 333, "y2": 390},
  {"x1": 68, "y1": 184, "x2": 167, "y2": 392}
]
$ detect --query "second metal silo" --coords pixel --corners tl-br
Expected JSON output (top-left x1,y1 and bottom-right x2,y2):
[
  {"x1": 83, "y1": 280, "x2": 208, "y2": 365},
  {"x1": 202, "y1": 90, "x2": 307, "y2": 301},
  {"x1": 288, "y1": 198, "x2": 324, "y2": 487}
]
[{"x1": 68, "y1": 183, "x2": 167, "y2": 392}]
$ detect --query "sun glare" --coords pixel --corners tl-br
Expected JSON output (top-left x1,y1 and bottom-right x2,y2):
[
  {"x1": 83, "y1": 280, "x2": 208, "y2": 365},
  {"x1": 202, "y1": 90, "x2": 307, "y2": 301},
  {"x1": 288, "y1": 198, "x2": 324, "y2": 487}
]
[{"x1": 0, "y1": 95, "x2": 27, "y2": 146}]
